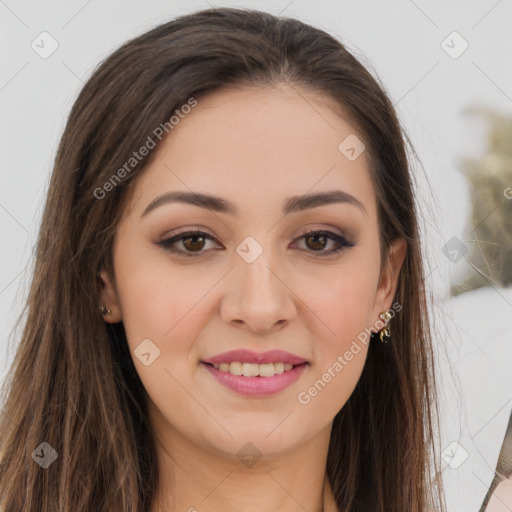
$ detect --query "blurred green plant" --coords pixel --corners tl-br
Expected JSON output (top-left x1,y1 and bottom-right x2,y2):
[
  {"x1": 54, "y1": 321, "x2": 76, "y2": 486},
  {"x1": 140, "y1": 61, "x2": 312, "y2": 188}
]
[{"x1": 451, "y1": 106, "x2": 512, "y2": 296}]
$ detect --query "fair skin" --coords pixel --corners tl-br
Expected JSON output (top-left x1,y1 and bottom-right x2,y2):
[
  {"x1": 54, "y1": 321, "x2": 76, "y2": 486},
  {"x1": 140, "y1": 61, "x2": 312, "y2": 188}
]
[{"x1": 99, "y1": 84, "x2": 406, "y2": 512}]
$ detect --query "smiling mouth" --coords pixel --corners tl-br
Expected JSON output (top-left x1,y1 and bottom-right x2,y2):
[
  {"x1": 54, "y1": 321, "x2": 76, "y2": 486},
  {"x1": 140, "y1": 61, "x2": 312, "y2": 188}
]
[{"x1": 203, "y1": 361, "x2": 308, "y2": 377}]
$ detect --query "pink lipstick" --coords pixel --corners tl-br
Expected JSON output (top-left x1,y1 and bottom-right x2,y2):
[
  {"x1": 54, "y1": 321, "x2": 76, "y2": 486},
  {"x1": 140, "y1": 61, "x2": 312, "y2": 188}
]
[{"x1": 201, "y1": 349, "x2": 309, "y2": 397}]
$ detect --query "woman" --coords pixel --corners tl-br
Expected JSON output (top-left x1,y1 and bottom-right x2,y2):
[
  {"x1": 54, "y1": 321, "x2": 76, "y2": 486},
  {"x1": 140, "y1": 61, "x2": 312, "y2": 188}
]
[{"x1": 0, "y1": 7, "x2": 445, "y2": 511}]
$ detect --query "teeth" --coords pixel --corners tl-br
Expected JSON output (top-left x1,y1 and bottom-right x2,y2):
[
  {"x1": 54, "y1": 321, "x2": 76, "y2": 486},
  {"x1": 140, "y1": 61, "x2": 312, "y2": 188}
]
[
  {"x1": 230, "y1": 362, "x2": 243, "y2": 376},
  {"x1": 258, "y1": 363, "x2": 275, "y2": 377},
  {"x1": 242, "y1": 363, "x2": 259, "y2": 377},
  {"x1": 212, "y1": 361, "x2": 299, "y2": 377}
]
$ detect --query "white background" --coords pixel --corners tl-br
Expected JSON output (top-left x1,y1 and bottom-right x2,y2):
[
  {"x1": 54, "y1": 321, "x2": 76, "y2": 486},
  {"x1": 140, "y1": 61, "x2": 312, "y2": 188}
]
[{"x1": 1, "y1": 1, "x2": 511, "y2": 510}]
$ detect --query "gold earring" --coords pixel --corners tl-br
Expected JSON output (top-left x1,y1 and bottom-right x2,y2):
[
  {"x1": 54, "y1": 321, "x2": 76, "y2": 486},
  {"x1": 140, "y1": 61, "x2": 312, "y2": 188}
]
[
  {"x1": 379, "y1": 311, "x2": 393, "y2": 343},
  {"x1": 100, "y1": 305, "x2": 111, "y2": 316}
]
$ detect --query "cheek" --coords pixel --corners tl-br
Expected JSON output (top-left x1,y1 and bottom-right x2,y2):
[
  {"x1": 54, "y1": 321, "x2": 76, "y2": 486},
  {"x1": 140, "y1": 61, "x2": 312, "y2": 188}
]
[
  {"x1": 112, "y1": 242, "x2": 205, "y2": 358},
  {"x1": 294, "y1": 255, "x2": 378, "y2": 413},
  {"x1": 297, "y1": 276, "x2": 373, "y2": 418},
  {"x1": 112, "y1": 245, "x2": 204, "y2": 380},
  {"x1": 330, "y1": 272, "x2": 377, "y2": 339},
  {"x1": 296, "y1": 345, "x2": 368, "y2": 424},
  {"x1": 113, "y1": 251, "x2": 210, "y2": 424},
  {"x1": 303, "y1": 255, "x2": 380, "y2": 348}
]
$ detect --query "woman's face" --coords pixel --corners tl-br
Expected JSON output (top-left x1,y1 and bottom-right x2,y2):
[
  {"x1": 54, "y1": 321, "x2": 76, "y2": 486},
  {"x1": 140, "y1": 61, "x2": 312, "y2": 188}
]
[{"x1": 100, "y1": 84, "x2": 406, "y2": 460}]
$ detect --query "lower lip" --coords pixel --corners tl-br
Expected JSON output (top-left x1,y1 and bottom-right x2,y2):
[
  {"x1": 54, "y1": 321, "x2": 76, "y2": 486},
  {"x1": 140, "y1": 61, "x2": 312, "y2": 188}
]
[{"x1": 202, "y1": 363, "x2": 308, "y2": 397}]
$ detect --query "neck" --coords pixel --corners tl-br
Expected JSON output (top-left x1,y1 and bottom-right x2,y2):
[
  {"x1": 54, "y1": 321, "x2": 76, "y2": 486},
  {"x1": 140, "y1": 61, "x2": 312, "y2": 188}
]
[{"x1": 148, "y1": 404, "x2": 337, "y2": 512}]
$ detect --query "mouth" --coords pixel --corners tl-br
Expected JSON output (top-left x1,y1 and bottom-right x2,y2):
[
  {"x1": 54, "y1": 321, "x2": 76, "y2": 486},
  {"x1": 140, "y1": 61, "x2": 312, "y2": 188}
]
[{"x1": 201, "y1": 349, "x2": 309, "y2": 397}]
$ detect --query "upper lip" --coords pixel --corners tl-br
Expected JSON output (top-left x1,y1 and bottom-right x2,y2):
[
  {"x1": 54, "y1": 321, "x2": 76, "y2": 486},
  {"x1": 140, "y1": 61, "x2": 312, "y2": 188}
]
[{"x1": 202, "y1": 349, "x2": 308, "y2": 366}]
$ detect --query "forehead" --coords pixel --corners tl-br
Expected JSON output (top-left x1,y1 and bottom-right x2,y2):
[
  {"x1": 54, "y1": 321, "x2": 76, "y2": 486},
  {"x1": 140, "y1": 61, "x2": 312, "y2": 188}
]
[{"x1": 128, "y1": 84, "x2": 377, "y2": 220}]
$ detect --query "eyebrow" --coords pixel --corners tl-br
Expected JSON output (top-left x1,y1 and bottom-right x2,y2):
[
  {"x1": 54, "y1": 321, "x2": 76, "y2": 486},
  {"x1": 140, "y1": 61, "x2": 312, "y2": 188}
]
[{"x1": 141, "y1": 189, "x2": 367, "y2": 218}]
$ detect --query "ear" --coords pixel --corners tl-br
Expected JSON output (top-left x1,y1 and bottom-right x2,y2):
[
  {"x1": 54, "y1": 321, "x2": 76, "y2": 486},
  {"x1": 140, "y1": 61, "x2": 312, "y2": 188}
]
[
  {"x1": 370, "y1": 236, "x2": 407, "y2": 332},
  {"x1": 98, "y1": 269, "x2": 122, "y2": 323}
]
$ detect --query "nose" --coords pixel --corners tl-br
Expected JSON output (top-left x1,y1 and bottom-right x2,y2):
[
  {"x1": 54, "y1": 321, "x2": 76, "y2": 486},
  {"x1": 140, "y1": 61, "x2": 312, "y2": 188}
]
[{"x1": 220, "y1": 249, "x2": 297, "y2": 335}]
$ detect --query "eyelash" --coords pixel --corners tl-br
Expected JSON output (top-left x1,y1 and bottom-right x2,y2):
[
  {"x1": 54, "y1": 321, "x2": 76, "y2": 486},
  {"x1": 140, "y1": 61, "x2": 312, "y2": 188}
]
[{"x1": 156, "y1": 229, "x2": 354, "y2": 258}]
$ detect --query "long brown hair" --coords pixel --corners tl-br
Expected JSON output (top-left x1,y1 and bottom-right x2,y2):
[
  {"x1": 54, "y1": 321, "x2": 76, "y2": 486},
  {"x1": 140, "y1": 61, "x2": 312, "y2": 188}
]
[{"x1": 0, "y1": 7, "x2": 445, "y2": 511}]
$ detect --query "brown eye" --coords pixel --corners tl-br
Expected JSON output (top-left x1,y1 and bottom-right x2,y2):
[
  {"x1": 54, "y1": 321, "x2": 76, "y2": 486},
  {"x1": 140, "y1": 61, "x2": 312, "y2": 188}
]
[
  {"x1": 157, "y1": 230, "x2": 219, "y2": 257},
  {"x1": 294, "y1": 230, "x2": 354, "y2": 256},
  {"x1": 304, "y1": 232, "x2": 328, "y2": 251},
  {"x1": 182, "y1": 234, "x2": 206, "y2": 252}
]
